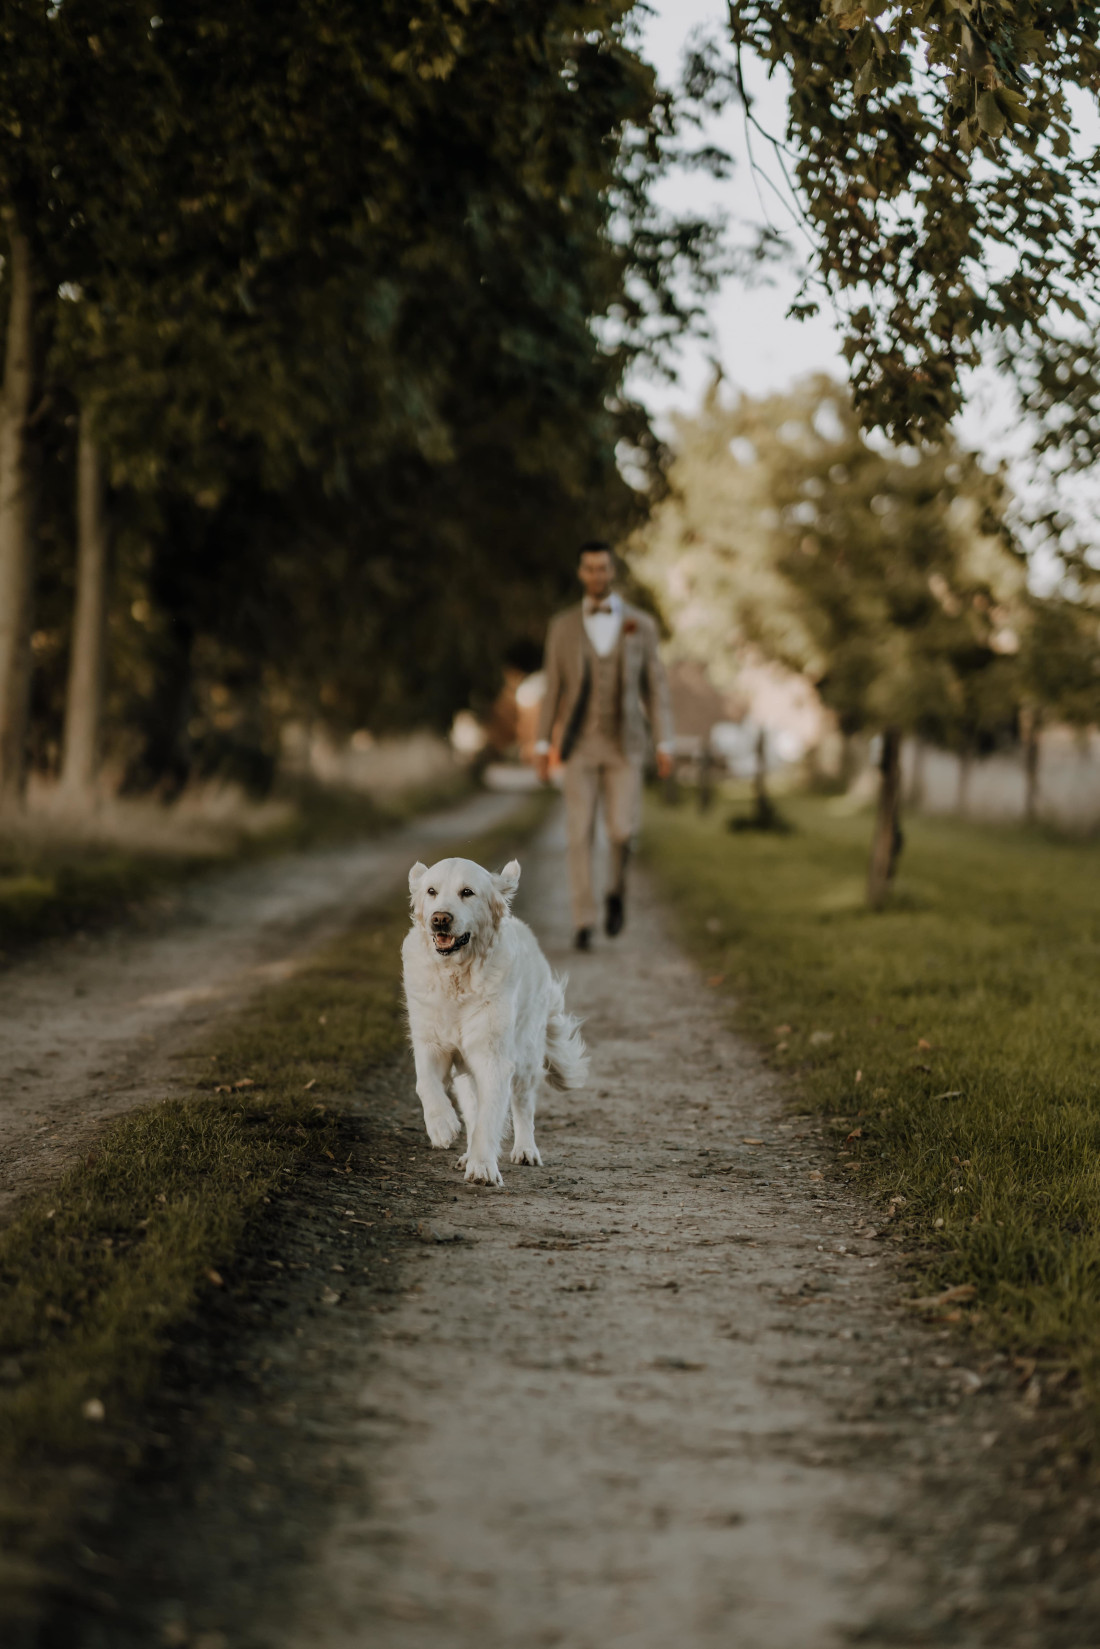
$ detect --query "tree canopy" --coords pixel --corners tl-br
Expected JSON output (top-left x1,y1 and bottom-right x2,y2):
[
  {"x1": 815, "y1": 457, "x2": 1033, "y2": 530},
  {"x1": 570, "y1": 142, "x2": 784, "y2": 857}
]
[
  {"x1": 1, "y1": 0, "x2": 720, "y2": 794},
  {"x1": 632, "y1": 376, "x2": 1030, "y2": 754},
  {"x1": 725, "y1": 2, "x2": 1100, "y2": 461}
]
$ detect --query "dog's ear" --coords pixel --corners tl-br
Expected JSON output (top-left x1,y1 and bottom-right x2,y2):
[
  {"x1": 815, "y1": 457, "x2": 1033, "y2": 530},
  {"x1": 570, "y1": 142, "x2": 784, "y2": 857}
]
[
  {"x1": 408, "y1": 861, "x2": 428, "y2": 896},
  {"x1": 492, "y1": 860, "x2": 521, "y2": 905}
]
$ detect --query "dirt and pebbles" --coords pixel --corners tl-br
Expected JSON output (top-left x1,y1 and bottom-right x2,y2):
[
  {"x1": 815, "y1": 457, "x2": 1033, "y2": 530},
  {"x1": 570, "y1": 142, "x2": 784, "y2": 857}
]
[
  {"x1": 29, "y1": 805, "x2": 1100, "y2": 1647},
  {"x1": 0, "y1": 790, "x2": 520, "y2": 1221}
]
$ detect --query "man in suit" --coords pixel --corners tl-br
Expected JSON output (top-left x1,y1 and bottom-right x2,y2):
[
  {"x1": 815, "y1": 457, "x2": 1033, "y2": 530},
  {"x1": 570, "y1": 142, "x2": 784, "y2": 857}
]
[{"x1": 534, "y1": 541, "x2": 675, "y2": 950}]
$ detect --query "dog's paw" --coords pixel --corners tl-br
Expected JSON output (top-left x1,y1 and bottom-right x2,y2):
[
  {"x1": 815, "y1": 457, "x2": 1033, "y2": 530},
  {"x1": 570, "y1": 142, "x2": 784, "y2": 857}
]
[
  {"x1": 455, "y1": 1151, "x2": 468, "y2": 1171},
  {"x1": 463, "y1": 1156, "x2": 504, "y2": 1188},
  {"x1": 424, "y1": 1107, "x2": 462, "y2": 1149},
  {"x1": 509, "y1": 1141, "x2": 543, "y2": 1166}
]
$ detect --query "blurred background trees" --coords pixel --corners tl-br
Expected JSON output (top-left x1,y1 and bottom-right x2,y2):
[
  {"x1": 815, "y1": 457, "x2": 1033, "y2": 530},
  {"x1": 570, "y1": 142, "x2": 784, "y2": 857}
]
[
  {"x1": 0, "y1": 0, "x2": 718, "y2": 805},
  {"x1": 629, "y1": 375, "x2": 1093, "y2": 900}
]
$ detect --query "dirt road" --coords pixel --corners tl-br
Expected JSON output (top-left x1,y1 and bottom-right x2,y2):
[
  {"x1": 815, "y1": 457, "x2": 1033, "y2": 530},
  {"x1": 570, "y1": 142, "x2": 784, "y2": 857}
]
[
  {"x1": 0, "y1": 790, "x2": 520, "y2": 1218},
  {"x1": 50, "y1": 802, "x2": 1097, "y2": 1649},
  {"x1": 271, "y1": 811, "x2": 1048, "y2": 1649}
]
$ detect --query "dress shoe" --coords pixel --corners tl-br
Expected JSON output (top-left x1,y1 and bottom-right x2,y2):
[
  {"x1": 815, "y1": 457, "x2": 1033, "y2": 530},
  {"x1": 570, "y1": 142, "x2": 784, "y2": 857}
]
[
  {"x1": 574, "y1": 927, "x2": 592, "y2": 952},
  {"x1": 605, "y1": 893, "x2": 624, "y2": 937}
]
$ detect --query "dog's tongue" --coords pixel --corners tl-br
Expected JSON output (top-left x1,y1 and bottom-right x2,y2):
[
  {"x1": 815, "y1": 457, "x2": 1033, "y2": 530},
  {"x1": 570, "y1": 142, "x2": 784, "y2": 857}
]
[{"x1": 434, "y1": 934, "x2": 457, "y2": 952}]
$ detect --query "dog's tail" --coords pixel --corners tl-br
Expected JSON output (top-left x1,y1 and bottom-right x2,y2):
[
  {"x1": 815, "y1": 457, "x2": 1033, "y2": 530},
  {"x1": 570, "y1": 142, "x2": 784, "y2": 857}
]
[{"x1": 544, "y1": 974, "x2": 589, "y2": 1092}]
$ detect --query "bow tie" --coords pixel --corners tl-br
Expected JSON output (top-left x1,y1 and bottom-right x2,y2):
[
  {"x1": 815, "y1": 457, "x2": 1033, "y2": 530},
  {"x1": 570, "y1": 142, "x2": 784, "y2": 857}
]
[{"x1": 586, "y1": 601, "x2": 613, "y2": 615}]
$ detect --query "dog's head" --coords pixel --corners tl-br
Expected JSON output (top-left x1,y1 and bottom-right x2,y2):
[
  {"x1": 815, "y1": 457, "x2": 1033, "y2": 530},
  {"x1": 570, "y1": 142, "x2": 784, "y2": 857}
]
[{"x1": 407, "y1": 855, "x2": 521, "y2": 960}]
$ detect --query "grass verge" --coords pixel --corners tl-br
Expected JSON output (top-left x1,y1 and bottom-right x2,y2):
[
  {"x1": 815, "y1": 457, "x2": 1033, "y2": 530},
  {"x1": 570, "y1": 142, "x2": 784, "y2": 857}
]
[
  {"x1": 0, "y1": 769, "x2": 473, "y2": 956},
  {"x1": 0, "y1": 789, "x2": 549, "y2": 1621},
  {"x1": 644, "y1": 789, "x2": 1100, "y2": 1414}
]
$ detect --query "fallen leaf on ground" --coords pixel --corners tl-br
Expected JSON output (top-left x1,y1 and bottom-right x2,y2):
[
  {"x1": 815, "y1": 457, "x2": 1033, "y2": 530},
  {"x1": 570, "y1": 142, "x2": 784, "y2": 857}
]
[
  {"x1": 82, "y1": 1398, "x2": 105, "y2": 1422},
  {"x1": 320, "y1": 1286, "x2": 342, "y2": 1305},
  {"x1": 205, "y1": 1268, "x2": 224, "y2": 1287},
  {"x1": 809, "y1": 1029, "x2": 834, "y2": 1045},
  {"x1": 845, "y1": 1127, "x2": 863, "y2": 1143},
  {"x1": 706, "y1": 974, "x2": 725, "y2": 987},
  {"x1": 742, "y1": 1137, "x2": 765, "y2": 1145},
  {"x1": 776, "y1": 1024, "x2": 792, "y2": 1035},
  {"x1": 932, "y1": 1091, "x2": 963, "y2": 1101},
  {"x1": 303, "y1": 1078, "x2": 317, "y2": 1091},
  {"x1": 917, "y1": 1038, "x2": 933, "y2": 1050},
  {"x1": 905, "y1": 1282, "x2": 976, "y2": 1310}
]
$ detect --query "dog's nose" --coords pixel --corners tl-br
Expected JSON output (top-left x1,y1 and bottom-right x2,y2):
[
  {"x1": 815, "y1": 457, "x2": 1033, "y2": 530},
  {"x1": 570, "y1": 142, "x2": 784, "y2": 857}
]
[{"x1": 430, "y1": 910, "x2": 452, "y2": 932}]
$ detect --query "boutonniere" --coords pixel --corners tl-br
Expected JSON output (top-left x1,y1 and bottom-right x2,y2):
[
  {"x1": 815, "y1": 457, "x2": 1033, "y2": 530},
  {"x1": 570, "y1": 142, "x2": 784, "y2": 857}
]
[{"x1": 622, "y1": 618, "x2": 638, "y2": 635}]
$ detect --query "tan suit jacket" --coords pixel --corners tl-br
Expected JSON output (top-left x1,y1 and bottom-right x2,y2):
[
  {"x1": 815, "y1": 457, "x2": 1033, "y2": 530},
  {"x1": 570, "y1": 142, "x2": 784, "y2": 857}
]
[{"x1": 536, "y1": 602, "x2": 674, "y2": 762}]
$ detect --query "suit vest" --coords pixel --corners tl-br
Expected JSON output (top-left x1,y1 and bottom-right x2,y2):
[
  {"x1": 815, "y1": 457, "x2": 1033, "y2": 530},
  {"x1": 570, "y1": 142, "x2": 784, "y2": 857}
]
[{"x1": 577, "y1": 629, "x2": 623, "y2": 746}]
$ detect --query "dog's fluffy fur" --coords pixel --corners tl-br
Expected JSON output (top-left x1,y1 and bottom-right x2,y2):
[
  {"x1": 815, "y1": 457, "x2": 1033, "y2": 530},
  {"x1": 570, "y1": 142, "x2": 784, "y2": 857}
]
[{"x1": 402, "y1": 855, "x2": 588, "y2": 1186}]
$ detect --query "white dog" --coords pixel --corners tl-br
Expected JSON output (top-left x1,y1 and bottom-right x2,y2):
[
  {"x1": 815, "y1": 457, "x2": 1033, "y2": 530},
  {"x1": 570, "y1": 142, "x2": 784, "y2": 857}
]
[{"x1": 402, "y1": 855, "x2": 588, "y2": 1186}]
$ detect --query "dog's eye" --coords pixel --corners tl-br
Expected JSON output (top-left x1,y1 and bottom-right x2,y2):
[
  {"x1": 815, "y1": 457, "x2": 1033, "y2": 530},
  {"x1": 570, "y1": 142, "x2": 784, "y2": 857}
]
[
  {"x1": 426, "y1": 887, "x2": 436, "y2": 897},
  {"x1": 460, "y1": 888, "x2": 474, "y2": 898}
]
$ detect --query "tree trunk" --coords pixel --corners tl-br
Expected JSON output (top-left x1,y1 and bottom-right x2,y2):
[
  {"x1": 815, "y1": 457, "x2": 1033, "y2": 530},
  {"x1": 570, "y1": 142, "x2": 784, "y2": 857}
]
[
  {"x1": 0, "y1": 218, "x2": 36, "y2": 810},
  {"x1": 867, "y1": 726, "x2": 903, "y2": 910},
  {"x1": 697, "y1": 743, "x2": 714, "y2": 813},
  {"x1": 957, "y1": 745, "x2": 973, "y2": 816},
  {"x1": 1024, "y1": 711, "x2": 1042, "y2": 825},
  {"x1": 907, "y1": 738, "x2": 927, "y2": 811},
  {"x1": 752, "y1": 725, "x2": 769, "y2": 820},
  {"x1": 59, "y1": 412, "x2": 110, "y2": 800}
]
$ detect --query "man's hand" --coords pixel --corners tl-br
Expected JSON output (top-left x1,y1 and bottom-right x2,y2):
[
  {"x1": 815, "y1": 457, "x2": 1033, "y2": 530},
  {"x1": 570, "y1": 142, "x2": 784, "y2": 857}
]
[
  {"x1": 656, "y1": 749, "x2": 674, "y2": 782},
  {"x1": 535, "y1": 751, "x2": 552, "y2": 785}
]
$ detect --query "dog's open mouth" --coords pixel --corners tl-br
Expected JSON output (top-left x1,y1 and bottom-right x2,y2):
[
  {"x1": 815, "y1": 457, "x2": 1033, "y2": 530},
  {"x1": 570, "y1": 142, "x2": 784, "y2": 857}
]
[{"x1": 433, "y1": 931, "x2": 471, "y2": 956}]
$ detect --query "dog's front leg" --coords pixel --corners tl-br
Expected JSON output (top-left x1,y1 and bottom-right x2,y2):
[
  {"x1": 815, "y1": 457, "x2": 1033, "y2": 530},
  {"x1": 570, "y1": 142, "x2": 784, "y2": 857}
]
[
  {"x1": 412, "y1": 1039, "x2": 462, "y2": 1149},
  {"x1": 460, "y1": 1048, "x2": 513, "y2": 1187}
]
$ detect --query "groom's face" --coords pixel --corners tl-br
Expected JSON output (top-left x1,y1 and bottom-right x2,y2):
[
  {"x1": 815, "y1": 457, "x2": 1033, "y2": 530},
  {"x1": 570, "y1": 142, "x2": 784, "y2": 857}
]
[{"x1": 578, "y1": 550, "x2": 614, "y2": 602}]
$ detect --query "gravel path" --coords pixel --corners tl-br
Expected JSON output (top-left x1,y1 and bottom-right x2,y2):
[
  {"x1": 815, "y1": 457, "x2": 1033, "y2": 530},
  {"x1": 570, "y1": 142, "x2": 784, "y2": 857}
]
[
  {"x1": 0, "y1": 790, "x2": 520, "y2": 1218},
  {"x1": 39, "y1": 802, "x2": 1100, "y2": 1649},
  {"x1": 261, "y1": 809, "x2": 1086, "y2": 1649}
]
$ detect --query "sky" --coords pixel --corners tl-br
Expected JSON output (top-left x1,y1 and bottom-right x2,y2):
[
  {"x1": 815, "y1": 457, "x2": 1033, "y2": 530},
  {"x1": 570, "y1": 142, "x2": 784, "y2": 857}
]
[{"x1": 627, "y1": 0, "x2": 848, "y2": 427}]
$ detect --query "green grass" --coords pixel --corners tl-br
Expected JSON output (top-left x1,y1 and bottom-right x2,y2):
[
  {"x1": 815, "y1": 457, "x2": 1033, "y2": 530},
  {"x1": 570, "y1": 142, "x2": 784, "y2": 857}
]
[
  {"x1": 644, "y1": 789, "x2": 1100, "y2": 1401},
  {"x1": 0, "y1": 770, "x2": 473, "y2": 956},
  {"x1": 0, "y1": 789, "x2": 549, "y2": 1614}
]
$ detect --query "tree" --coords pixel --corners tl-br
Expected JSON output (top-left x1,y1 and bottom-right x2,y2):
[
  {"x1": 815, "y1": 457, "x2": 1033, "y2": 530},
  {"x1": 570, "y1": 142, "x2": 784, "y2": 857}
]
[
  {"x1": 631, "y1": 377, "x2": 1030, "y2": 904},
  {"x1": 0, "y1": 214, "x2": 34, "y2": 808},
  {"x1": 58, "y1": 412, "x2": 108, "y2": 800},
  {"x1": 0, "y1": 0, "x2": 165, "y2": 803},
  {"x1": 724, "y1": 3, "x2": 1100, "y2": 461},
  {"x1": 6, "y1": 2, "x2": 720, "y2": 795}
]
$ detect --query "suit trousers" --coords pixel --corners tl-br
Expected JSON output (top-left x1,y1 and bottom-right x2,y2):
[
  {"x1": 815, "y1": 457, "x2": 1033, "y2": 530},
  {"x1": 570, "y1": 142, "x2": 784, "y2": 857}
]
[{"x1": 562, "y1": 732, "x2": 642, "y2": 931}]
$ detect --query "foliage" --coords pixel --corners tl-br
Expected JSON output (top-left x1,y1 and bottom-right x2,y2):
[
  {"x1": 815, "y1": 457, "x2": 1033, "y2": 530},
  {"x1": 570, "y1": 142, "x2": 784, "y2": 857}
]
[
  {"x1": 724, "y1": 2, "x2": 1100, "y2": 460},
  {"x1": 632, "y1": 376, "x2": 1030, "y2": 751},
  {"x1": 2, "y1": 2, "x2": 720, "y2": 789},
  {"x1": 1023, "y1": 595, "x2": 1100, "y2": 729}
]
